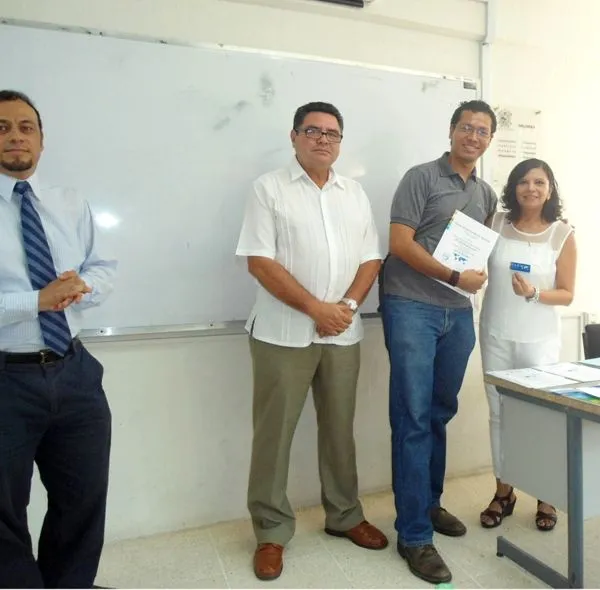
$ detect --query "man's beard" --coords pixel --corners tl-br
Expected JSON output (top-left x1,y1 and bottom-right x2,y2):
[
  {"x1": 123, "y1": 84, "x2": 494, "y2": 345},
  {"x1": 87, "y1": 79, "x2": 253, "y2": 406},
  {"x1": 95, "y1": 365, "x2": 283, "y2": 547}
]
[{"x1": 1, "y1": 157, "x2": 33, "y2": 172}]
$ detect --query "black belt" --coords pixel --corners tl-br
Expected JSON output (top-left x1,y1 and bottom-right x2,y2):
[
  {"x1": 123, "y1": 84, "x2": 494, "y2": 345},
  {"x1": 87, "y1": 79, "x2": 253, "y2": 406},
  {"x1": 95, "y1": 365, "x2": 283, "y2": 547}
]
[{"x1": 2, "y1": 340, "x2": 78, "y2": 365}]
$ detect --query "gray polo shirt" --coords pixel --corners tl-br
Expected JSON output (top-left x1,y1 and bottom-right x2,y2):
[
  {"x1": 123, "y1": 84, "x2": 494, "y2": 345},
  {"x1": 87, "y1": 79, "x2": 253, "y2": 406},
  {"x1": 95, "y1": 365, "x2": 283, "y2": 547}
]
[{"x1": 383, "y1": 152, "x2": 497, "y2": 308}]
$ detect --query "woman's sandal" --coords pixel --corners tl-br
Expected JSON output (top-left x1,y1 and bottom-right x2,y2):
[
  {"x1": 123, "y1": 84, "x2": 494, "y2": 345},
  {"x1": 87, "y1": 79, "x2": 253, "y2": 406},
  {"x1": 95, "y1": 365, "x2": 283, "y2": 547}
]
[
  {"x1": 480, "y1": 487, "x2": 517, "y2": 529},
  {"x1": 535, "y1": 500, "x2": 558, "y2": 531}
]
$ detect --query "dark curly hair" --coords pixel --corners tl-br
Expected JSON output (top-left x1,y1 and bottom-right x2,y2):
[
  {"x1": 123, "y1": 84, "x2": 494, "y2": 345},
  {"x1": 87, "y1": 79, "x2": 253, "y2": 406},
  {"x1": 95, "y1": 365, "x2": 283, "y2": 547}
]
[{"x1": 501, "y1": 158, "x2": 563, "y2": 222}]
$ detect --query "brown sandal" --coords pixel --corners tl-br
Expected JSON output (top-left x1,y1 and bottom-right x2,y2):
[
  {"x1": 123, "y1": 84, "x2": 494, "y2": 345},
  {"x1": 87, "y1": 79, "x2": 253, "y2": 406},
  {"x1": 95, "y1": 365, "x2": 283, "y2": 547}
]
[
  {"x1": 535, "y1": 500, "x2": 557, "y2": 531},
  {"x1": 480, "y1": 487, "x2": 517, "y2": 529}
]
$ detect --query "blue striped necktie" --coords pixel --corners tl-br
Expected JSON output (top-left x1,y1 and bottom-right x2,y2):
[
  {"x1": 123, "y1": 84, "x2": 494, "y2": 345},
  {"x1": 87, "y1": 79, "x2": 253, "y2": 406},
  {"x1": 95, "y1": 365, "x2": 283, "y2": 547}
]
[{"x1": 15, "y1": 181, "x2": 72, "y2": 355}]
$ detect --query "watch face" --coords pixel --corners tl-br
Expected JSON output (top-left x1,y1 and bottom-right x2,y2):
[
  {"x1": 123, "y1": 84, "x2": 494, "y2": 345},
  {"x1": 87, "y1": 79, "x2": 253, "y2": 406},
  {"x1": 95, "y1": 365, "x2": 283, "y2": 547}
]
[{"x1": 344, "y1": 299, "x2": 358, "y2": 311}]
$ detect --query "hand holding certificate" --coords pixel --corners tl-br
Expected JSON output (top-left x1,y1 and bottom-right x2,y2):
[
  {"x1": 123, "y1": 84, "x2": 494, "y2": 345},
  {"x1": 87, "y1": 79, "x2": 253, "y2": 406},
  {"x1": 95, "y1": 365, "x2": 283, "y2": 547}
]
[{"x1": 432, "y1": 210, "x2": 499, "y2": 298}]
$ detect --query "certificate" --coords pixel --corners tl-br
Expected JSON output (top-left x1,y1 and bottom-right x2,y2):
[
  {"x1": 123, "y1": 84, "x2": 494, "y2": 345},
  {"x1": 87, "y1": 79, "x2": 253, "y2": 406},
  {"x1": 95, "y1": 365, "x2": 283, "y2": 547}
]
[{"x1": 433, "y1": 210, "x2": 499, "y2": 297}]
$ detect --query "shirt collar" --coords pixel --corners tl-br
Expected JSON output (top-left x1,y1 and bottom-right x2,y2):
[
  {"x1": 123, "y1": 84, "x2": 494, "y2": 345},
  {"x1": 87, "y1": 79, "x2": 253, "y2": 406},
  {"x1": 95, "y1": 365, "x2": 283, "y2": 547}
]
[
  {"x1": 0, "y1": 172, "x2": 42, "y2": 203},
  {"x1": 288, "y1": 157, "x2": 344, "y2": 189},
  {"x1": 437, "y1": 152, "x2": 478, "y2": 182}
]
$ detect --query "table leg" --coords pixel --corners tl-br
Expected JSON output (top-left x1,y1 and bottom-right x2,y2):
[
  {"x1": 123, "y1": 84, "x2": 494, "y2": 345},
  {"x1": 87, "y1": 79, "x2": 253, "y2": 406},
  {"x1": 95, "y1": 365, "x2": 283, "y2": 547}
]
[
  {"x1": 496, "y1": 535, "x2": 568, "y2": 588},
  {"x1": 567, "y1": 414, "x2": 584, "y2": 588}
]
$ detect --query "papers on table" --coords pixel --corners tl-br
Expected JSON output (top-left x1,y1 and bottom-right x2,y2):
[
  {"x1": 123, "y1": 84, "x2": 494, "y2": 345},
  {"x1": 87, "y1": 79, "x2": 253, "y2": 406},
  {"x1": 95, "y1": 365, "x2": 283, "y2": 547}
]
[
  {"x1": 535, "y1": 362, "x2": 600, "y2": 383},
  {"x1": 486, "y1": 368, "x2": 577, "y2": 389},
  {"x1": 488, "y1": 361, "x2": 600, "y2": 406},
  {"x1": 433, "y1": 210, "x2": 499, "y2": 298}
]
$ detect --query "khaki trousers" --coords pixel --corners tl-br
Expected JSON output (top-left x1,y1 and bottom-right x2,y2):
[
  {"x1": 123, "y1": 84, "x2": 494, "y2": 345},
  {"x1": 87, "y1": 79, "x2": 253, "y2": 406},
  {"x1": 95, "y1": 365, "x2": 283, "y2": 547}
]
[{"x1": 247, "y1": 337, "x2": 365, "y2": 545}]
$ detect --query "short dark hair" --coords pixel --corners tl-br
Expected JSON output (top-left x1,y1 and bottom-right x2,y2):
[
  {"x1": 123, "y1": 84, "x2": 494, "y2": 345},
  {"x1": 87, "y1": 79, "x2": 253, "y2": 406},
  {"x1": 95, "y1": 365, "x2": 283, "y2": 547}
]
[
  {"x1": 501, "y1": 158, "x2": 563, "y2": 223},
  {"x1": 450, "y1": 99, "x2": 496, "y2": 135},
  {"x1": 0, "y1": 89, "x2": 43, "y2": 133},
  {"x1": 293, "y1": 102, "x2": 344, "y2": 132}
]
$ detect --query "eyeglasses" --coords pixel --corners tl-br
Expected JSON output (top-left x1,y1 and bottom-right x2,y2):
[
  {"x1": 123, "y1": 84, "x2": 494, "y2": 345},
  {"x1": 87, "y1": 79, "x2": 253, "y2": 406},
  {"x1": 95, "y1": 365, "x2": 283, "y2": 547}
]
[
  {"x1": 295, "y1": 126, "x2": 343, "y2": 143},
  {"x1": 456, "y1": 124, "x2": 491, "y2": 139}
]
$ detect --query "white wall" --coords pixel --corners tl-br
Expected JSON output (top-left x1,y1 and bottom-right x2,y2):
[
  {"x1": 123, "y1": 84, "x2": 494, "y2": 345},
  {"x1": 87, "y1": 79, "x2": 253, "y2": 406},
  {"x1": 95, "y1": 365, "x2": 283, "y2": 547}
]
[
  {"x1": 0, "y1": 0, "x2": 484, "y2": 78},
  {"x1": 0, "y1": 0, "x2": 591, "y2": 542},
  {"x1": 492, "y1": 0, "x2": 600, "y2": 313}
]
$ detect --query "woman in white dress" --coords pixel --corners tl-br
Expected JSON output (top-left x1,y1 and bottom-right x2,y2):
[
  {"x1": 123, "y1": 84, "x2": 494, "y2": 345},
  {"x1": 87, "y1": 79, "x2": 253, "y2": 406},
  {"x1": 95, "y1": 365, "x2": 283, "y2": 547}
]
[{"x1": 479, "y1": 158, "x2": 577, "y2": 531}]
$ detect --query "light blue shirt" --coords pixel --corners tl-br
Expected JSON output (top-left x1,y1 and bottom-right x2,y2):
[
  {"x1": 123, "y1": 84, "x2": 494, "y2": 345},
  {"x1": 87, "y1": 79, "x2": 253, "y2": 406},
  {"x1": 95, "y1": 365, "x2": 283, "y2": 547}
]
[{"x1": 0, "y1": 172, "x2": 117, "y2": 352}]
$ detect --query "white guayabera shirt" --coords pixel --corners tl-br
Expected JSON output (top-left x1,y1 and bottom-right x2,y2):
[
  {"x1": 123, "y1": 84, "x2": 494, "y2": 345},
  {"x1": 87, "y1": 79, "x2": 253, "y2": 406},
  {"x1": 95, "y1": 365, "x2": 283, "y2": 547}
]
[{"x1": 236, "y1": 158, "x2": 381, "y2": 348}]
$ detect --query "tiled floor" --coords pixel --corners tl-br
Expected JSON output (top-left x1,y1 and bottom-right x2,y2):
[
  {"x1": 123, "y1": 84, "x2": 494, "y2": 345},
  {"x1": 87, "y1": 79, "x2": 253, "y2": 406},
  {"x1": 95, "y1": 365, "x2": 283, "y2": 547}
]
[{"x1": 96, "y1": 472, "x2": 600, "y2": 588}]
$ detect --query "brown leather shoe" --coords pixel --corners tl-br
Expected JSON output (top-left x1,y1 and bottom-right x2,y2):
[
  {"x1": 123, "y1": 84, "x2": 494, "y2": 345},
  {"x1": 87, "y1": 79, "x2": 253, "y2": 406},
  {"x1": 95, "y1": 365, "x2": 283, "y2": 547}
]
[
  {"x1": 325, "y1": 520, "x2": 389, "y2": 550},
  {"x1": 398, "y1": 543, "x2": 452, "y2": 584},
  {"x1": 431, "y1": 506, "x2": 467, "y2": 537},
  {"x1": 253, "y1": 543, "x2": 283, "y2": 581}
]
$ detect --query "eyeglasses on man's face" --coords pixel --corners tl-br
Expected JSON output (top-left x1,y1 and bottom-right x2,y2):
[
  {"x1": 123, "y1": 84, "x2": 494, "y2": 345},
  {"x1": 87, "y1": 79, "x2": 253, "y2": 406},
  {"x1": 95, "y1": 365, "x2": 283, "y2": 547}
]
[
  {"x1": 455, "y1": 123, "x2": 491, "y2": 139},
  {"x1": 295, "y1": 126, "x2": 343, "y2": 143}
]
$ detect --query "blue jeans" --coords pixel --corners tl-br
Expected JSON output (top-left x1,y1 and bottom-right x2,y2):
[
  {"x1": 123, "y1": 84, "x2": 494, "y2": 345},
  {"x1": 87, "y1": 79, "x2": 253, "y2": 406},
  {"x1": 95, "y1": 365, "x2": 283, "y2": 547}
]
[{"x1": 381, "y1": 294, "x2": 475, "y2": 547}]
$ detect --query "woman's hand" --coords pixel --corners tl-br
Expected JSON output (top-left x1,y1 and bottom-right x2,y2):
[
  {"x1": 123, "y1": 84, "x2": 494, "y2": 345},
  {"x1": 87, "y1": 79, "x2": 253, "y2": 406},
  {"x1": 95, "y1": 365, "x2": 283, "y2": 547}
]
[{"x1": 512, "y1": 272, "x2": 535, "y2": 298}]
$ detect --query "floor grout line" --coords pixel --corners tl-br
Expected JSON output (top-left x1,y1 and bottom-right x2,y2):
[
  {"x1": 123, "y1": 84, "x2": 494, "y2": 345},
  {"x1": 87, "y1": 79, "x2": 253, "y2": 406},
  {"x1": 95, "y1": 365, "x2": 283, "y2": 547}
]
[
  {"x1": 208, "y1": 529, "x2": 232, "y2": 589},
  {"x1": 320, "y1": 536, "x2": 358, "y2": 589}
]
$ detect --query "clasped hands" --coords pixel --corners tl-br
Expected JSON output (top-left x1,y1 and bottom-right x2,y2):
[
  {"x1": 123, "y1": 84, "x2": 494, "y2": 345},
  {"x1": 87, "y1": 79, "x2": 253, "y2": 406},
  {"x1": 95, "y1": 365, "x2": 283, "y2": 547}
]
[
  {"x1": 38, "y1": 270, "x2": 92, "y2": 312},
  {"x1": 309, "y1": 301, "x2": 354, "y2": 338}
]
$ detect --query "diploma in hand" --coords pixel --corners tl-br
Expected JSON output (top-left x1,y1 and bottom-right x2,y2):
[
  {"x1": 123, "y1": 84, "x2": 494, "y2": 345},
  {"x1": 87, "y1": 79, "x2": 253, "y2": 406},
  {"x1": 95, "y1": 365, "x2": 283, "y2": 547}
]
[{"x1": 432, "y1": 210, "x2": 499, "y2": 298}]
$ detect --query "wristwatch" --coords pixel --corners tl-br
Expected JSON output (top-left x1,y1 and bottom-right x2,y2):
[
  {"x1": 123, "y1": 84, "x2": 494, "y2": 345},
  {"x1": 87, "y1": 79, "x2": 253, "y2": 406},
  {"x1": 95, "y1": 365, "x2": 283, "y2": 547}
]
[
  {"x1": 525, "y1": 286, "x2": 540, "y2": 303},
  {"x1": 447, "y1": 270, "x2": 460, "y2": 287},
  {"x1": 341, "y1": 298, "x2": 358, "y2": 312}
]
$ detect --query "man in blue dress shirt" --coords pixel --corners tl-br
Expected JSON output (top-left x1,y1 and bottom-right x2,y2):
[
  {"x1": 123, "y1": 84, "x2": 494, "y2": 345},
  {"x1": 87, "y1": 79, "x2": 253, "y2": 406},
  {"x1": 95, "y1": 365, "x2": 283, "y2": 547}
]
[{"x1": 0, "y1": 90, "x2": 117, "y2": 588}]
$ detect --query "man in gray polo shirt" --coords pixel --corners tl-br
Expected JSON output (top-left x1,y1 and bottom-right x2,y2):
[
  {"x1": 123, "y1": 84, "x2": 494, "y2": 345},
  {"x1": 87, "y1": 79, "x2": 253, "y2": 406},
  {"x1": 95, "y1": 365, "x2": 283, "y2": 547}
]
[{"x1": 381, "y1": 100, "x2": 497, "y2": 584}]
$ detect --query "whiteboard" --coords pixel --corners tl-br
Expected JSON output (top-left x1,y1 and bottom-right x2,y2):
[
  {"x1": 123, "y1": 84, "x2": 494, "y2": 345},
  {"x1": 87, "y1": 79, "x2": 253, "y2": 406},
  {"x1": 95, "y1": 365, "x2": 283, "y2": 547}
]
[{"x1": 0, "y1": 23, "x2": 477, "y2": 333}]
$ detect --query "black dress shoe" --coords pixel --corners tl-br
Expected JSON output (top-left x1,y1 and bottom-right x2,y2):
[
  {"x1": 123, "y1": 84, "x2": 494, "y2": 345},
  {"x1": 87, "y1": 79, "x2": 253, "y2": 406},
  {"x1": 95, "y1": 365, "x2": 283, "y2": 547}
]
[
  {"x1": 431, "y1": 506, "x2": 467, "y2": 537},
  {"x1": 397, "y1": 542, "x2": 452, "y2": 584}
]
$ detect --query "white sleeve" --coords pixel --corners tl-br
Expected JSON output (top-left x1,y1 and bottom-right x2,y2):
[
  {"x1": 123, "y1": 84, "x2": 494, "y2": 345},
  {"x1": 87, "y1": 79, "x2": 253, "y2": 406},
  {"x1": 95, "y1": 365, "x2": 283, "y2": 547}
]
[
  {"x1": 235, "y1": 179, "x2": 276, "y2": 259},
  {"x1": 359, "y1": 188, "x2": 383, "y2": 263},
  {"x1": 0, "y1": 291, "x2": 39, "y2": 328},
  {"x1": 491, "y1": 211, "x2": 505, "y2": 233},
  {"x1": 75, "y1": 200, "x2": 117, "y2": 309},
  {"x1": 551, "y1": 220, "x2": 574, "y2": 254}
]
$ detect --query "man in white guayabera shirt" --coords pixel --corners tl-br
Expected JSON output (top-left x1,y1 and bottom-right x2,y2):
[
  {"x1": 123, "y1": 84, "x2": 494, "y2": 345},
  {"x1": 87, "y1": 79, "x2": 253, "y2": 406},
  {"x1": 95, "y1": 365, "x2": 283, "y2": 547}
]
[{"x1": 236, "y1": 102, "x2": 387, "y2": 582}]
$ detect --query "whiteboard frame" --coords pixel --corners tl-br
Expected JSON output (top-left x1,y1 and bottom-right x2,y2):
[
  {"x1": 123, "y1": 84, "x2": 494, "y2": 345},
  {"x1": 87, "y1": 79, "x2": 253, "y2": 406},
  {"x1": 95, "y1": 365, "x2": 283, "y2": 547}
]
[
  {"x1": 0, "y1": 18, "x2": 479, "y2": 86},
  {"x1": 1, "y1": 18, "x2": 481, "y2": 341}
]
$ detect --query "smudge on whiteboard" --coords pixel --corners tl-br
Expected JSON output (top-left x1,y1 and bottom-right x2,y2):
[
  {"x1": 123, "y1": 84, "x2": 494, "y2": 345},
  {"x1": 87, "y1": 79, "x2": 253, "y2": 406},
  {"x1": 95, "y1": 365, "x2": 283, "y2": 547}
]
[
  {"x1": 212, "y1": 100, "x2": 251, "y2": 131},
  {"x1": 259, "y1": 75, "x2": 275, "y2": 107}
]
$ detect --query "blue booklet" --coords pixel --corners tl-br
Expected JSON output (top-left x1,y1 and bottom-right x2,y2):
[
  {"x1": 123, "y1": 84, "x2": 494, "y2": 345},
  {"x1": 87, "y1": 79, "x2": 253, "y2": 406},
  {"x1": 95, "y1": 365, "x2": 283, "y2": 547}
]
[{"x1": 552, "y1": 387, "x2": 600, "y2": 405}]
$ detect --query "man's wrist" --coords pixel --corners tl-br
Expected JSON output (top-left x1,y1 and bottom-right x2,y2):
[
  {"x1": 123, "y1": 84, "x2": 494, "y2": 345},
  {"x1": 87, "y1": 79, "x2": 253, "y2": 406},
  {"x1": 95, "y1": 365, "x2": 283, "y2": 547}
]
[
  {"x1": 37, "y1": 289, "x2": 50, "y2": 312},
  {"x1": 341, "y1": 297, "x2": 358, "y2": 313},
  {"x1": 304, "y1": 298, "x2": 323, "y2": 319},
  {"x1": 447, "y1": 270, "x2": 460, "y2": 287}
]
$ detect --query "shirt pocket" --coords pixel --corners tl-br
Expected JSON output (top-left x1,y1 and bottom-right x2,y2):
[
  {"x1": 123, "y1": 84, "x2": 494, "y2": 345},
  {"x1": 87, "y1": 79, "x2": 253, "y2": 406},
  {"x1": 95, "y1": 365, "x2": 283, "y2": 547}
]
[{"x1": 273, "y1": 196, "x2": 324, "y2": 253}]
